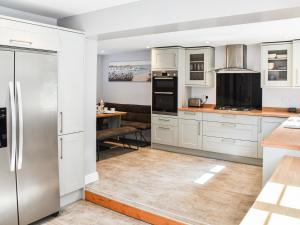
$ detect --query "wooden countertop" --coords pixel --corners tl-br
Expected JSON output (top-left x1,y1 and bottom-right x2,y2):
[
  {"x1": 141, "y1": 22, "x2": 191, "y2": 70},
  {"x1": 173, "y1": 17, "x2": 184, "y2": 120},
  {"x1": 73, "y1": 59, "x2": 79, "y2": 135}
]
[
  {"x1": 262, "y1": 122, "x2": 300, "y2": 151},
  {"x1": 179, "y1": 106, "x2": 298, "y2": 118},
  {"x1": 240, "y1": 156, "x2": 300, "y2": 225},
  {"x1": 96, "y1": 111, "x2": 127, "y2": 118}
]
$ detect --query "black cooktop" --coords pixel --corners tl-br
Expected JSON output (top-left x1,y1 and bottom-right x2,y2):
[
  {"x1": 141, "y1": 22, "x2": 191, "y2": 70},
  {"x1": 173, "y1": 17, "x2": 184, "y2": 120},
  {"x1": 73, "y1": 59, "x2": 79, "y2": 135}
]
[{"x1": 214, "y1": 106, "x2": 254, "y2": 111}]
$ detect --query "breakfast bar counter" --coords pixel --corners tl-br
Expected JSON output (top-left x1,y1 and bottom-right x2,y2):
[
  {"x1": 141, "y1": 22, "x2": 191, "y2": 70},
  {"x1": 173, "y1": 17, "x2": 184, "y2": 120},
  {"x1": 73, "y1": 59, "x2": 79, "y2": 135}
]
[
  {"x1": 262, "y1": 123, "x2": 300, "y2": 151},
  {"x1": 240, "y1": 156, "x2": 300, "y2": 225}
]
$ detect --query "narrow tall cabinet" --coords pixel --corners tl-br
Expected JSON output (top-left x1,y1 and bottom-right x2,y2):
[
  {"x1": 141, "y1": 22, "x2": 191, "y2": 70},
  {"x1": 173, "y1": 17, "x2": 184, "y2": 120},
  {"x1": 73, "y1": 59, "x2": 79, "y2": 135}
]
[{"x1": 57, "y1": 30, "x2": 85, "y2": 207}]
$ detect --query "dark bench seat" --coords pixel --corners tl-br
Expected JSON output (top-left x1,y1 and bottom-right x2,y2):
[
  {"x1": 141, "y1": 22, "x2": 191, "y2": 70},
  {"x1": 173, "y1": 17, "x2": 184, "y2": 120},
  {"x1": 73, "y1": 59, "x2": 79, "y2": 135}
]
[
  {"x1": 97, "y1": 126, "x2": 137, "y2": 141},
  {"x1": 121, "y1": 121, "x2": 151, "y2": 130},
  {"x1": 105, "y1": 102, "x2": 151, "y2": 145},
  {"x1": 96, "y1": 126, "x2": 138, "y2": 161}
]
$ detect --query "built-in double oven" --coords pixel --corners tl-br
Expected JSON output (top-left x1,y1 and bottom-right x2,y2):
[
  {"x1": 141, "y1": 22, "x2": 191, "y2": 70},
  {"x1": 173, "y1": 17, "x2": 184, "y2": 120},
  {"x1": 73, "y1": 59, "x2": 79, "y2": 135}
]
[{"x1": 152, "y1": 71, "x2": 178, "y2": 115}]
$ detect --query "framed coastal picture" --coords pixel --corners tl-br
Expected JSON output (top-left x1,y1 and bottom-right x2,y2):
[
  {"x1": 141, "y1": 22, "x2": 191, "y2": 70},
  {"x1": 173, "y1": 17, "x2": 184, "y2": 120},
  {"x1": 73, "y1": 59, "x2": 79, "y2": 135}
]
[{"x1": 108, "y1": 61, "x2": 151, "y2": 82}]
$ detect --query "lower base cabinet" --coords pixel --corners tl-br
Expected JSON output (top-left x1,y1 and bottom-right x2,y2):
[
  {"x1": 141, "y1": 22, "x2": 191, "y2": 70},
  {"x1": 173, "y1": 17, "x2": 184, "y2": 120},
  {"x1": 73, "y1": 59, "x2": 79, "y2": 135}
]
[
  {"x1": 179, "y1": 119, "x2": 202, "y2": 149},
  {"x1": 203, "y1": 136, "x2": 258, "y2": 158},
  {"x1": 152, "y1": 124, "x2": 178, "y2": 146},
  {"x1": 58, "y1": 132, "x2": 84, "y2": 197}
]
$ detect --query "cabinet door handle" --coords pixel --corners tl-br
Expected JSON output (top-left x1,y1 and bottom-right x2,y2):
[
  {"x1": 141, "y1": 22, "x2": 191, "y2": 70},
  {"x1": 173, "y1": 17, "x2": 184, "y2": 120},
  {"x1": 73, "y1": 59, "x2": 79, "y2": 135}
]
[
  {"x1": 184, "y1": 111, "x2": 195, "y2": 115},
  {"x1": 262, "y1": 70, "x2": 266, "y2": 86},
  {"x1": 221, "y1": 138, "x2": 235, "y2": 144},
  {"x1": 221, "y1": 114, "x2": 236, "y2": 118},
  {"x1": 10, "y1": 39, "x2": 32, "y2": 46},
  {"x1": 221, "y1": 123, "x2": 236, "y2": 127},
  {"x1": 198, "y1": 122, "x2": 201, "y2": 135},
  {"x1": 158, "y1": 126, "x2": 170, "y2": 130},
  {"x1": 60, "y1": 112, "x2": 63, "y2": 133},
  {"x1": 297, "y1": 69, "x2": 299, "y2": 85},
  {"x1": 159, "y1": 118, "x2": 170, "y2": 122},
  {"x1": 60, "y1": 137, "x2": 63, "y2": 159}
]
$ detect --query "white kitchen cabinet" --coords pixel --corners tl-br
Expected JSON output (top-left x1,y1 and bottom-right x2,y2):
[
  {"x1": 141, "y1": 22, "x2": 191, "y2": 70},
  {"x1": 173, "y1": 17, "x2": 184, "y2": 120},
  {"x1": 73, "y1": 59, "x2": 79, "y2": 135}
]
[
  {"x1": 152, "y1": 124, "x2": 178, "y2": 146},
  {"x1": 151, "y1": 48, "x2": 178, "y2": 70},
  {"x1": 58, "y1": 132, "x2": 84, "y2": 197},
  {"x1": 203, "y1": 113, "x2": 259, "y2": 126},
  {"x1": 0, "y1": 18, "x2": 59, "y2": 51},
  {"x1": 58, "y1": 30, "x2": 85, "y2": 135},
  {"x1": 257, "y1": 117, "x2": 286, "y2": 158},
  {"x1": 179, "y1": 119, "x2": 202, "y2": 149},
  {"x1": 203, "y1": 121, "x2": 258, "y2": 141},
  {"x1": 261, "y1": 42, "x2": 292, "y2": 87},
  {"x1": 178, "y1": 111, "x2": 202, "y2": 120},
  {"x1": 293, "y1": 40, "x2": 300, "y2": 86},
  {"x1": 185, "y1": 47, "x2": 215, "y2": 87},
  {"x1": 152, "y1": 115, "x2": 178, "y2": 146},
  {"x1": 203, "y1": 136, "x2": 258, "y2": 158}
]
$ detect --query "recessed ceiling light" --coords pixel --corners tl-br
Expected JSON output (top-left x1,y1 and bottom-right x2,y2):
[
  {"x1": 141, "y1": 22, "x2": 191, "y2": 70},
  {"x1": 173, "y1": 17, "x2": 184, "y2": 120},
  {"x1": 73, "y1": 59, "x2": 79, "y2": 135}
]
[
  {"x1": 146, "y1": 46, "x2": 150, "y2": 49},
  {"x1": 205, "y1": 41, "x2": 210, "y2": 44},
  {"x1": 100, "y1": 50, "x2": 105, "y2": 54}
]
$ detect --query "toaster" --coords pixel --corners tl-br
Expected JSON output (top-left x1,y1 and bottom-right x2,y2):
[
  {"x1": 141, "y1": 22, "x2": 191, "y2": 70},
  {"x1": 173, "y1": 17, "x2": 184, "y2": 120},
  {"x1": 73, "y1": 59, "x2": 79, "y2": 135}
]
[{"x1": 188, "y1": 98, "x2": 204, "y2": 107}]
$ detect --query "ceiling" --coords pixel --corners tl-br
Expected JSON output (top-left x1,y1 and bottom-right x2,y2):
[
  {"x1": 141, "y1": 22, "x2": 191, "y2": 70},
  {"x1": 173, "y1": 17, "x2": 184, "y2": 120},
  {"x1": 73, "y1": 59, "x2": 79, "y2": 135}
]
[
  {"x1": 0, "y1": 0, "x2": 142, "y2": 18},
  {"x1": 98, "y1": 18, "x2": 300, "y2": 55}
]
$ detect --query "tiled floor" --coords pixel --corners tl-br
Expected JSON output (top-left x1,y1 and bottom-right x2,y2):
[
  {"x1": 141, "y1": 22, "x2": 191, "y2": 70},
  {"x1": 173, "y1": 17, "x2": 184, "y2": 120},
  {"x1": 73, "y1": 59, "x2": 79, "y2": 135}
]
[
  {"x1": 87, "y1": 147, "x2": 262, "y2": 225},
  {"x1": 37, "y1": 200, "x2": 148, "y2": 225}
]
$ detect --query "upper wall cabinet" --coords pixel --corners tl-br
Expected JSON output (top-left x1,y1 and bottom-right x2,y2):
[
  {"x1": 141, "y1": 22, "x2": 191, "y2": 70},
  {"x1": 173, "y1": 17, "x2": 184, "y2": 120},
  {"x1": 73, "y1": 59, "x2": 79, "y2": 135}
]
[
  {"x1": 151, "y1": 48, "x2": 179, "y2": 70},
  {"x1": 293, "y1": 40, "x2": 300, "y2": 87},
  {"x1": 261, "y1": 42, "x2": 292, "y2": 87},
  {"x1": 58, "y1": 30, "x2": 85, "y2": 135},
  {"x1": 0, "y1": 18, "x2": 59, "y2": 51},
  {"x1": 185, "y1": 47, "x2": 215, "y2": 87}
]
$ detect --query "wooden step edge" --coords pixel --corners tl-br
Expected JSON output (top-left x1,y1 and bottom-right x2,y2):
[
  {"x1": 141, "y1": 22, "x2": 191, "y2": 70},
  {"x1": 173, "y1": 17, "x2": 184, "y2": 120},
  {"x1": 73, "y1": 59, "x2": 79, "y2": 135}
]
[{"x1": 85, "y1": 190, "x2": 187, "y2": 225}]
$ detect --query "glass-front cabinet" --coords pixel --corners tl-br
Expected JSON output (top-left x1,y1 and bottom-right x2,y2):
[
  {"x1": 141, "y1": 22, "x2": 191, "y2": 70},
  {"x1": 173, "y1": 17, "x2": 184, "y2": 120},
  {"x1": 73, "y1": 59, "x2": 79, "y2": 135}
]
[
  {"x1": 261, "y1": 42, "x2": 292, "y2": 87},
  {"x1": 185, "y1": 47, "x2": 215, "y2": 87}
]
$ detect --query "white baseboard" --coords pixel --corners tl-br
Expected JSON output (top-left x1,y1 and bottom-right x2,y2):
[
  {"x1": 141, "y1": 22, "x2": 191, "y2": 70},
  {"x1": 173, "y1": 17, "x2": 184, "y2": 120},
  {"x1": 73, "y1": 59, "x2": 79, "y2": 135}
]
[{"x1": 85, "y1": 171, "x2": 99, "y2": 185}]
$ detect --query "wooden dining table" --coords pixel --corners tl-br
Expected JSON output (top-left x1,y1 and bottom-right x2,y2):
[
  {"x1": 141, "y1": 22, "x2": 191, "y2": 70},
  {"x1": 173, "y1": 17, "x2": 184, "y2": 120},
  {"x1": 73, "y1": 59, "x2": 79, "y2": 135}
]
[{"x1": 96, "y1": 111, "x2": 127, "y2": 129}]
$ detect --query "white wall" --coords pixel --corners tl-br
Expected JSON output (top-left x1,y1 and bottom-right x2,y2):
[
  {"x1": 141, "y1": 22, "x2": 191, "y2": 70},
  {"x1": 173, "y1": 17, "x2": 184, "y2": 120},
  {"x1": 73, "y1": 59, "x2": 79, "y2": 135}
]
[
  {"x1": 98, "y1": 50, "x2": 151, "y2": 105},
  {"x1": 84, "y1": 39, "x2": 98, "y2": 179},
  {"x1": 0, "y1": 5, "x2": 57, "y2": 25},
  {"x1": 190, "y1": 44, "x2": 300, "y2": 108}
]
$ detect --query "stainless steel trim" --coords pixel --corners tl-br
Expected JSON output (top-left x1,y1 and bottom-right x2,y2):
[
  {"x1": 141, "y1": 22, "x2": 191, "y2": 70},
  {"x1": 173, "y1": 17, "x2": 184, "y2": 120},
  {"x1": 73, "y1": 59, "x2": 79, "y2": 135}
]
[
  {"x1": 16, "y1": 81, "x2": 24, "y2": 170},
  {"x1": 9, "y1": 82, "x2": 16, "y2": 172},
  {"x1": 60, "y1": 111, "x2": 63, "y2": 133},
  {"x1": 154, "y1": 92, "x2": 174, "y2": 95},
  {"x1": 154, "y1": 77, "x2": 174, "y2": 80},
  {"x1": 60, "y1": 137, "x2": 63, "y2": 159},
  {"x1": 9, "y1": 39, "x2": 32, "y2": 46}
]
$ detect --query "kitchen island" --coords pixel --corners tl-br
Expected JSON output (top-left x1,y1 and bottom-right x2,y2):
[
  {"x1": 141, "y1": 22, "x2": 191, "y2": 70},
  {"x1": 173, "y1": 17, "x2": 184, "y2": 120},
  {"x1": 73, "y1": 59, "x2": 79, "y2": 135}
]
[{"x1": 262, "y1": 119, "x2": 300, "y2": 184}]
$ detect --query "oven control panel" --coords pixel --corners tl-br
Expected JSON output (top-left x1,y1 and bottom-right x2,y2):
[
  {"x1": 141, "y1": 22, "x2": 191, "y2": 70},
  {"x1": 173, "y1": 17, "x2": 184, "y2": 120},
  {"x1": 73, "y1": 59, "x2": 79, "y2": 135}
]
[{"x1": 0, "y1": 108, "x2": 7, "y2": 148}]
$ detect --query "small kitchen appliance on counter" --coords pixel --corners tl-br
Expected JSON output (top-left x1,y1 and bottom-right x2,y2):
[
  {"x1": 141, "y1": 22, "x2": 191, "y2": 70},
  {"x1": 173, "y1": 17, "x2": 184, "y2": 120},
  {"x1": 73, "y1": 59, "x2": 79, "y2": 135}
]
[{"x1": 188, "y1": 96, "x2": 208, "y2": 108}]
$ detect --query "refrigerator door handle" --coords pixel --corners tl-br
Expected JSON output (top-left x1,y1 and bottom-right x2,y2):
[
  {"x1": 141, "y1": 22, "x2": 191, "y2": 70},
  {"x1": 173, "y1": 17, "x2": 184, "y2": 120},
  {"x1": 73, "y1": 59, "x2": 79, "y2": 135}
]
[
  {"x1": 16, "y1": 81, "x2": 24, "y2": 170},
  {"x1": 9, "y1": 82, "x2": 16, "y2": 172}
]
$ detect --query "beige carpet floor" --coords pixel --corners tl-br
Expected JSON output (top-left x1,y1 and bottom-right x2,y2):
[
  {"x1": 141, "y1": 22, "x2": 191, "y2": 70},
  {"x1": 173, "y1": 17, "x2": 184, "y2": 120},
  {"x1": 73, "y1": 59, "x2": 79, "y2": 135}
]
[
  {"x1": 36, "y1": 200, "x2": 148, "y2": 225},
  {"x1": 87, "y1": 147, "x2": 262, "y2": 225}
]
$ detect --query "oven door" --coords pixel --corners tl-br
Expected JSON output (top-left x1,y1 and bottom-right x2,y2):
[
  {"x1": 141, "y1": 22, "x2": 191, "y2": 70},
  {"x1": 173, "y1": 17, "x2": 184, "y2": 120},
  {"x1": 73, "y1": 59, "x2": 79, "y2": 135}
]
[
  {"x1": 152, "y1": 92, "x2": 177, "y2": 115},
  {"x1": 153, "y1": 76, "x2": 177, "y2": 92}
]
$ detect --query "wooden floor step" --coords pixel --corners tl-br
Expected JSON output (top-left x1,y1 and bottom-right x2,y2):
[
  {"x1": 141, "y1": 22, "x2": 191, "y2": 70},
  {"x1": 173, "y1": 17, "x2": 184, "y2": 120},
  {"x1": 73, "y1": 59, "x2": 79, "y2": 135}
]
[{"x1": 85, "y1": 190, "x2": 187, "y2": 225}]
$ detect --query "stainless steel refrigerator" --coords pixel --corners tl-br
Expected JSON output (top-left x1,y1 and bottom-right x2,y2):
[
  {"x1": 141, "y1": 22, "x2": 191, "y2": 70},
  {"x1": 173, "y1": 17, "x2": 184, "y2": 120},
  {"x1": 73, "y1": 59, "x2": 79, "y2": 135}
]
[{"x1": 0, "y1": 47, "x2": 59, "y2": 225}]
